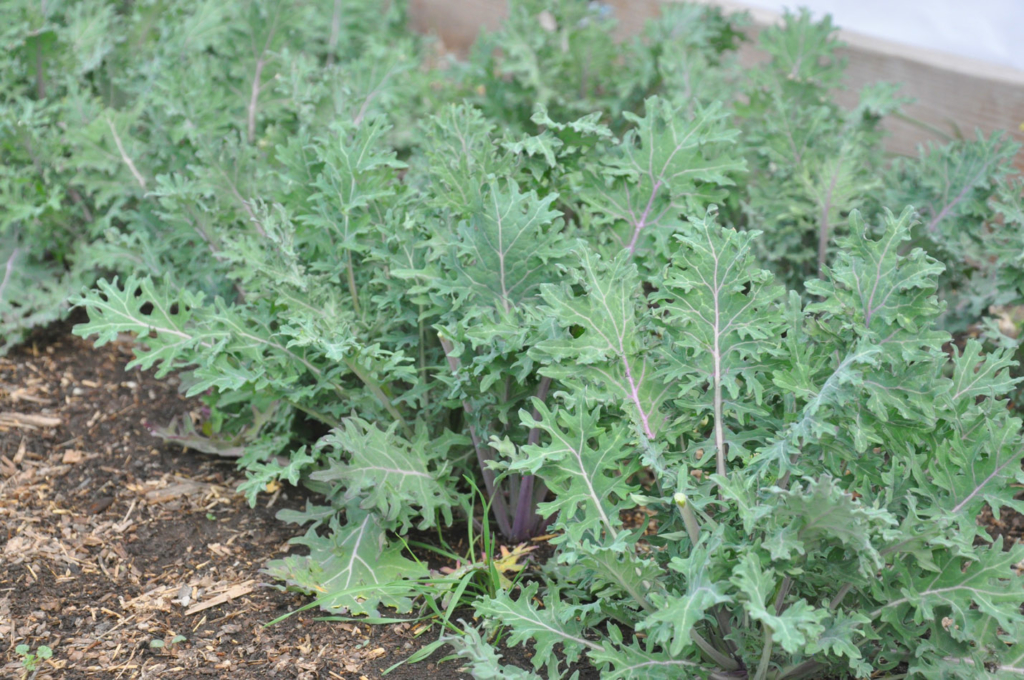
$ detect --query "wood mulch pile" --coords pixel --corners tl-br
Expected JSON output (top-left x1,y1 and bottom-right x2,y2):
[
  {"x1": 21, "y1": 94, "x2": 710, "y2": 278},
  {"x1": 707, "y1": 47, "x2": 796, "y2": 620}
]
[{"x1": 0, "y1": 325, "x2": 473, "y2": 680}]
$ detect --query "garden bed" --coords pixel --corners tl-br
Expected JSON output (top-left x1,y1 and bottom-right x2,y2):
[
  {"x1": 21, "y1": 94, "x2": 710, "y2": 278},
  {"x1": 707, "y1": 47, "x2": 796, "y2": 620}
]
[
  {"x1": 5, "y1": 324, "x2": 1024, "y2": 678},
  {"x1": 6, "y1": 0, "x2": 1024, "y2": 677},
  {"x1": 0, "y1": 322, "x2": 486, "y2": 679}
]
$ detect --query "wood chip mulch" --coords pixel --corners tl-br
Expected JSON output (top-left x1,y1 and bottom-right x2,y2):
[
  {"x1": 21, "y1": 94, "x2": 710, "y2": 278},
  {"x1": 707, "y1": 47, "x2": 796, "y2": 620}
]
[{"x1": 0, "y1": 325, "x2": 468, "y2": 680}]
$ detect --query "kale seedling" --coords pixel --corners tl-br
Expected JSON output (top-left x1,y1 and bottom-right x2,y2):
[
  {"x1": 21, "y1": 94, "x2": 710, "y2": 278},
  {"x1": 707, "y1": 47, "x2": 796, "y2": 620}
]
[{"x1": 15, "y1": 644, "x2": 51, "y2": 677}]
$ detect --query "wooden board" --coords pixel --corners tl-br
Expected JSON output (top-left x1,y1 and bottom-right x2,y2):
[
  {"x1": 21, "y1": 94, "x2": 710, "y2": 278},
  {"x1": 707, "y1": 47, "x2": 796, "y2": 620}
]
[{"x1": 408, "y1": 0, "x2": 1024, "y2": 168}]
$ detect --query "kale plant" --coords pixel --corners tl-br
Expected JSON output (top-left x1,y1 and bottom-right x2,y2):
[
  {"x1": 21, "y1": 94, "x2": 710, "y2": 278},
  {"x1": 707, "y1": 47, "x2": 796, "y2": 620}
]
[
  {"x1": 18, "y1": 0, "x2": 1024, "y2": 677},
  {"x1": 0, "y1": 0, "x2": 427, "y2": 349},
  {"x1": 456, "y1": 207, "x2": 1024, "y2": 678}
]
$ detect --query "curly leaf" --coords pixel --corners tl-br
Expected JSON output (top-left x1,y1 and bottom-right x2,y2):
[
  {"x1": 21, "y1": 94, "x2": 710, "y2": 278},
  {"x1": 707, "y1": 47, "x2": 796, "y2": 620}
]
[
  {"x1": 533, "y1": 247, "x2": 668, "y2": 438},
  {"x1": 804, "y1": 612, "x2": 873, "y2": 677},
  {"x1": 72, "y1": 275, "x2": 220, "y2": 376},
  {"x1": 767, "y1": 475, "x2": 898, "y2": 575},
  {"x1": 877, "y1": 540, "x2": 1024, "y2": 650},
  {"x1": 582, "y1": 96, "x2": 745, "y2": 260},
  {"x1": 640, "y1": 544, "x2": 732, "y2": 656},
  {"x1": 657, "y1": 207, "x2": 784, "y2": 474},
  {"x1": 732, "y1": 552, "x2": 827, "y2": 654},
  {"x1": 310, "y1": 418, "x2": 456, "y2": 532},
  {"x1": 511, "y1": 398, "x2": 639, "y2": 545},
  {"x1": 422, "y1": 104, "x2": 514, "y2": 215},
  {"x1": 807, "y1": 207, "x2": 946, "y2": 347},
  {"x1": 591, "y1": 633, "x2": 716, "y2": 679},
  {"x1": 262, "y1": 511, "x2": 426, "y2": 616},
  {"x1": 439, "y1": 179, "x2": 568, "y2": 314},
  {"x1": 476, "y1": 583, "x2": 598, "y2": 679},
  {"x1": 948, "y1": 340, "x2": 1020, "y2": 405},
  {"x1": 927, "y1": 410, "x2": 1024, "y2": 536},
  {"x1": 446, "y1": 625, "x2": 543, "y2": 680}
]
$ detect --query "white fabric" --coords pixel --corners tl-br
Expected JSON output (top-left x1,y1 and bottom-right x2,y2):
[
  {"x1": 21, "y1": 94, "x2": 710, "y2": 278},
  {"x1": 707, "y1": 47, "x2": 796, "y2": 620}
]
[{"x1": 739, "y1": 0, "x2": 1024, "y2": 72}]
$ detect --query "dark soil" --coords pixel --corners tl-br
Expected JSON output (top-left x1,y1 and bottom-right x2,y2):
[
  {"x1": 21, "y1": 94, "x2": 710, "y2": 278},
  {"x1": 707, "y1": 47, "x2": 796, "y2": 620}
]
[{"x1": 0, "y1": 324, "x2": 558, "y2": 680}]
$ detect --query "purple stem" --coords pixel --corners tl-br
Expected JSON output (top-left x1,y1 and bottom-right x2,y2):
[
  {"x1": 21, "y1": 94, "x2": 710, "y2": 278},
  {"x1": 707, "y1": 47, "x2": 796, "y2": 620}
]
[
  {"x1": 0, "y1": 248, "x2": 19, "y2": 304},
  {"x1": 817, "y1": 162, "x2": 841, "y2": 278},
  {"x1": 439, "y1": 336, "x2": 513, "y2": 538},
  {"x1": 510, "y1": 376, "x2": 552, "y2": 542},
  {"x1": 622, "y1": 354, "x2": 655, "y2": 439},
  {"x1": 925, "y1": 159, "x2": 995, "y2": 234},
  {"x1": 626, "y1": 180, "x2": 662, "y2": 255},
  {"x1": 529, "y1": 479, "x2": 550, "y2": 536}
]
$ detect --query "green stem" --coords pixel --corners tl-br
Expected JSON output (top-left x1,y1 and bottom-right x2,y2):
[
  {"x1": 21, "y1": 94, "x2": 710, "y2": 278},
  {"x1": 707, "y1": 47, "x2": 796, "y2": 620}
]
[
  {"x1": 35, "y1": 37, "x2": 45, "y2": 100},
  {"x1": 675, "y1": 492, "x2": 737, "y2": 656},
  {"x1": 773, "y1": 576, "x2": 793, "y2": 615},
  {"x1": 773, "y1": 660, "x2": 824, "y2": 680},
  {"x1": 891, "y1": 111, "x2": 955, "y2": 142},
  {"x1": 438, "y1": 335, "x2": 513, "y2": 538},
  {"x1": 346, "y1": 250, "x2": 361, "y2": 317},
  {"x1": 326, "y1": 0, "x2": 342, "y2": 65},
  {"x1": 690, "y1": 630, "x2": 741, "y2": 672},
  {"x1": 829, "y1": 583, "x2": 853, "y2": 610},
  {"x1": 418, "y1": 306, "x2": 429, "y2": 408},
  {"x1": 283, "y1": 397, "x2": 341, "y2": 429},
  {"x1": 344, "y1": 359, "x2": 412, "y2": 438},
  {"x1": 674, "y1": 492, "x2": 701, "y2": 544},
  {"x1": 753, "y1": 629, "x2": 773, "y2": 680}
]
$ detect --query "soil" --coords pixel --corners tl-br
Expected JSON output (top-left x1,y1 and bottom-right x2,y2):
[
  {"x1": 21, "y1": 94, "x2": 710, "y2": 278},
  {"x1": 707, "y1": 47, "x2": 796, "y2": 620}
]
[
  {"x1": 0, "y1": 323, "x2": 559, "y2": 680},
  {"x1": 2, "y1": 322, "x2": 1021, "y2": 680}
]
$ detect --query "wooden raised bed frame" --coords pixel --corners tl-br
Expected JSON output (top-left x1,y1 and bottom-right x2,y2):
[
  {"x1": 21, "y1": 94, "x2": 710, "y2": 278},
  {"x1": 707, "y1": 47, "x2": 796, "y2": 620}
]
[{"x1": 409, "y1": 0, "x2": 1024, "y2": 170}]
